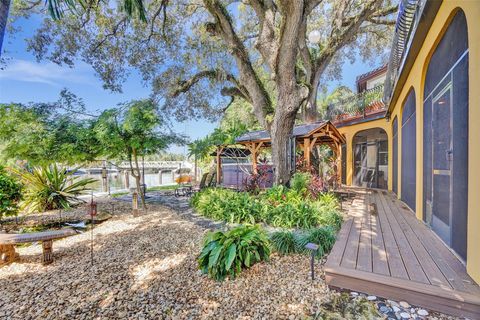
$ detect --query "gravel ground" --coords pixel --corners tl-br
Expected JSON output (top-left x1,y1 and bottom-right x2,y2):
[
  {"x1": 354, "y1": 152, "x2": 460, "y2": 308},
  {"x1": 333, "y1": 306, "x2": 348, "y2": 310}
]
[
  {"x1": 0, "y1": 195, "x2": 463, "y2": 319},
  {"x1": 0, "y1": 199, "x2": 332, "y2": 320}
]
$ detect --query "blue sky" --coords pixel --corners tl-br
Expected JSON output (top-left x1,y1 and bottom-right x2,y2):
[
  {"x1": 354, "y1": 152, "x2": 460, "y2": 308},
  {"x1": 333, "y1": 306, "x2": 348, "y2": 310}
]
[{"x1": 0, "y1": 15, "x2": 383, "y2": 155}]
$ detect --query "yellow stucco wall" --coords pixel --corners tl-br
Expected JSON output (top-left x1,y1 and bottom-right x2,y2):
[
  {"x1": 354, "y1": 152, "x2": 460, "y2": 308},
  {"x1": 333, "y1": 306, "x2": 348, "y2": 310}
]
[{"x1": 338, "y1": 1, "x2": 480, "y2": 283}]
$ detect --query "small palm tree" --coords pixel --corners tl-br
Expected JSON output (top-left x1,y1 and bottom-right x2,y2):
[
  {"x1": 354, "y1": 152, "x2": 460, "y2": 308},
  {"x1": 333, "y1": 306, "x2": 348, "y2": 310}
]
[
  {"x1": 187, "y1": 139, "x2": 213, "y2": 182},
  {"x1": 11, "y1": 164, "x2": 96, "y2": 213}
]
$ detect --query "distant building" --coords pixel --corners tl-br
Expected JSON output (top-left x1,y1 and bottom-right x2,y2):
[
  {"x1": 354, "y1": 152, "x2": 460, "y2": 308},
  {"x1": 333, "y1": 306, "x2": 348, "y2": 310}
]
[
  {"x1": 355, "y1": 64, "x2": 387, "y2": 92},
  {"x1": 326, "y1": 65, "x2": 387, "y2": 127}
]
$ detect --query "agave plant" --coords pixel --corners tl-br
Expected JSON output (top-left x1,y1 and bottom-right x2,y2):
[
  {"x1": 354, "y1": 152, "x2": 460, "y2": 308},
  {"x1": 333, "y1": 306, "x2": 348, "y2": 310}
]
[{"x1": 11, "y1": 164, "x2": 97, "y2": 213}]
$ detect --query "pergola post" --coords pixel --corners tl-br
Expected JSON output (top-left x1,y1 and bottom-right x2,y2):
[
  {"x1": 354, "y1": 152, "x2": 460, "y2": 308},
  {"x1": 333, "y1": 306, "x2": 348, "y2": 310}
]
[
  {"x1": 337, "y1": 143, "x2": 342, "y2": 186},
  {"x1": 304, "y1": 138, "x2": 311, "y2": 168},
  {"x1": 248, "y1": 142, "x2": 264, "y2": 175},
  {"x1": 216, "y1": 146, "x2": 224, "y2": 185},
  {"x1": 251, "y1": 142, "x2": 258, "y2": 174}
]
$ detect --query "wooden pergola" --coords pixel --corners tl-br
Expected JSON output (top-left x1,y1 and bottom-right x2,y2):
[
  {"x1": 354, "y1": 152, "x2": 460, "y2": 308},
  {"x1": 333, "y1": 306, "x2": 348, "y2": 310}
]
[{"x1": 214, "y1": 121, "x2": 346, "y2": 184}]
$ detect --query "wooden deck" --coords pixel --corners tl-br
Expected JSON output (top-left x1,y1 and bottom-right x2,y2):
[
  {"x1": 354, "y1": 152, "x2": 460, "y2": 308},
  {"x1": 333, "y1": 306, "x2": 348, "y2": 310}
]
[{"x1": 325, "y1": 189, "x2": 480, "y2": 318}]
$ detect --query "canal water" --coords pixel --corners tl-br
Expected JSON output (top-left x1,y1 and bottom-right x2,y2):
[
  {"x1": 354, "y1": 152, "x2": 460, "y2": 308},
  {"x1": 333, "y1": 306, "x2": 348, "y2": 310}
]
[{"x1": 81, "y1": 170, "x2": 176, "y2": 193}]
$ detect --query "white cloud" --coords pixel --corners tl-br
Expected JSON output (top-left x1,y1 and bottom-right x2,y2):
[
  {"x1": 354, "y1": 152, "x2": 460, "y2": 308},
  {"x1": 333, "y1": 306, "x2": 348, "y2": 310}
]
[{"x1": 0, "y1": 59, "x2": 91, "y2": 86}]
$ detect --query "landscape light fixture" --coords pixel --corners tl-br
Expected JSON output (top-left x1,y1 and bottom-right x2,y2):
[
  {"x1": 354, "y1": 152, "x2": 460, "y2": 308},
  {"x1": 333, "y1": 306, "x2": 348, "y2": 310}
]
[
  {"x1": 308, "y1": 30, "x2": 321, "y2": 44},
  {"x1": 305, "y1": 242, "x2": 319, "y2": 280}
]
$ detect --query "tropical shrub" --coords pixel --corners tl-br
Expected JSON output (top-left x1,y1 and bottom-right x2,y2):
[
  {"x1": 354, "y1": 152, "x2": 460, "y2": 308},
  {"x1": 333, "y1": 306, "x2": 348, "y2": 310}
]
[
  {"x1": 270, "y1": 227, "x2": 336, "y2": 258},
  {"x1": 315, "y1": 292, "x2": 380, "y2": 320},
  {"x1": 190, "y1": 188, "x2": 264, "y2": 224},
  {"x1": 191, "y1": 186, "x2": 343, "y2": 230},
  {"x1": 269, "y1": 230, "x2": 297, "y2": 255},
  {"x1": 242, "y1": 163, "x2": 270, "y2": 194},
  {"x1": 198, "y1": 225, "x2": 271, "y2": 281},
  {"x1": 296, "y1": 226, "x2": 336, "y2": 257},
  {"x1": 12, "y1": 164, "x2": 97, "y2": 213},
  {"x1": 313, "y1": 193, "x2": 343, "y2": 230},
  {"x1": 0, "y1": 166, "x2": 22, "y2": 219},
  {"x1": 290, "y1": 171, "x2": 310, "y2": 193},
  {"x1": 307, "y1": 174, "x2": 325, "y2": 199}
]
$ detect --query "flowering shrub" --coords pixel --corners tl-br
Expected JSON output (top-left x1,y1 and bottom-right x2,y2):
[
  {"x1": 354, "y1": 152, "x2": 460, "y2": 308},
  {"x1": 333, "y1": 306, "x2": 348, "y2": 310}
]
[{"x1": 242, "y1": 163, "x2": 269, "y2": 194}]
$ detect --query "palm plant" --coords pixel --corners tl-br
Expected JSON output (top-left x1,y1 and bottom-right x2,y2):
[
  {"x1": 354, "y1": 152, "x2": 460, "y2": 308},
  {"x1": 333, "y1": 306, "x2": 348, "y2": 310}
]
[
  {"x1": 0, "y1": 0, "x2": 148, "y2": 55},
  {"x1": 11, "y1": 164, "x2": 96, "y2": 213},
  {"x1": 187, "y1": 138, "x2": 213, "y2": 182}
]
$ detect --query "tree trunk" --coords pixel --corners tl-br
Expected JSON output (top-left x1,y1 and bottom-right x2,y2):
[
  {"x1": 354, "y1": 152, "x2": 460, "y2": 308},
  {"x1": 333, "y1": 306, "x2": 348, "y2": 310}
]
[
  {"x1": 303, "y1": 93, "x2": 319, "y2": 123},
  {"x1": 134, "y1": 174, "x2": 144, "y2": 208},
  {"x1": 270, "y1": 108, "x2": 297, "y2": 185},
  {"x1": 131, "y1": 149, "x2": 146, "y2": 209},
  {"x1": 0, "y1": 0, "x2": 10, "y2": 55},
  {"x1": 303, "y1": 69, "x2": 323, "y2": 123}
]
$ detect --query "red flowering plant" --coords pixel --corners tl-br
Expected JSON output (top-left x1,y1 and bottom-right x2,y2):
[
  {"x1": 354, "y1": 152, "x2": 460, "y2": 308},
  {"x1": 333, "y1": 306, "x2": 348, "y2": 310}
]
[
  {"x1": 307, "y1": 174, "x2": 326, "y2": 199},
  {"x1": 243, "y1": 159, "x2": 270, "y2": 194},
  {"x1": 295, "y1": 154, "x2": 318, "y2": 175},
  {"x1": 292, "y1": 153, "x2": 326, "y2": 198}
]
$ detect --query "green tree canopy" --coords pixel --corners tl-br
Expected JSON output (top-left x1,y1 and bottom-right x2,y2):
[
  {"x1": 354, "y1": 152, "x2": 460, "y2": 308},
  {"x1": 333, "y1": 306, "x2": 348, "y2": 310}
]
[
  {"x1": 94, "y1": 99, "x2": 185, "y2": 207},
  {"x1": 14, "y1": 0, "x2": 397, "y2": 183},
  {"x1": 0, "y1": 91, "x2": 99, "y2": 165},
  {"x1": 0, "y1": 166, "x2": 22, "y2": 219}
]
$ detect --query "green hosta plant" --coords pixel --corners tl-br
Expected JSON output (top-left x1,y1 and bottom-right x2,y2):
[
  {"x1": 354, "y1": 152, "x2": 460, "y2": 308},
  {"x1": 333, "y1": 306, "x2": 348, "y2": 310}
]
[
  {"x1": 12, "y1": 164, "x2": 97, "y2": 213},
  {"x1": 198, "y1": 225, "x2": 271, "y2": 281}
]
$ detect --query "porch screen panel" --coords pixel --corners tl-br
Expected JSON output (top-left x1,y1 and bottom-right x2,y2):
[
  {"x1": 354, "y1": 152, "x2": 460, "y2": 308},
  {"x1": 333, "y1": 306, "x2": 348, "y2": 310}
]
[
  {"x1": 401, "y1": 90, "x2": 416, "y2": 211},
  {"x1": 392, "y1": 117, "x2": 398, "y2": 194},
  {"x1": 451, "y1": 54, "x2": 468, "y2": 260},
  {"x1": 423, "y1": 10, "x2": 468, "y2": 259},
  {"x1": 341, "y1": 143, "x2": 346, "y2": 185}
]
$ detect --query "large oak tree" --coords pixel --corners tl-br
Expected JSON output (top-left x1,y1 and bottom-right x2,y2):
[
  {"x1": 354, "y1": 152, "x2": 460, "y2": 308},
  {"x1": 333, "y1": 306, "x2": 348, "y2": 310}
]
[{"x1": 15, "y1": 0, "x2": 397, "y2": 184}]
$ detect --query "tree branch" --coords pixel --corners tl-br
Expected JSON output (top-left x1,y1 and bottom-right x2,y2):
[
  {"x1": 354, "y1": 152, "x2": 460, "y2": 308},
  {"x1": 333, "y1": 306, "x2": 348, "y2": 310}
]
[
  {"x1": 367, "y1": 17, "x2": 396, "y2": 25},
  {"x1": 171, "y1": 69, "x2": 247, "y2": 98},
  {"x1": 249, "y1": 0, "x2": 279, "y2": 72},
  {"x1": 203, "y1": 0, "x2": 272, "y2": 126},
  {"x1": 306, "y1": 0, "x2": 389, "y2": 116}
]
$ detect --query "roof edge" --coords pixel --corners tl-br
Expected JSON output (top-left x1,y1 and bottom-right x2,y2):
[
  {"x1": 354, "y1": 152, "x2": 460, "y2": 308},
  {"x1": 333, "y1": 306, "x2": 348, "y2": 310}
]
[{"x1": 386, "y1": 0, "x2": 443, "y2": 115}]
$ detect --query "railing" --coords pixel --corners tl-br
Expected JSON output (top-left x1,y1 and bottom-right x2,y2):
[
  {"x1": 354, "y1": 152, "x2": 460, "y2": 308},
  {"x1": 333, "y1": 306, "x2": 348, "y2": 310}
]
[
  {"x1": 325, "y1": 84, "x2": 386, "y2": 123},
  {"x1": 383, "y1": 0, "x2": 424, "y2": 105}
]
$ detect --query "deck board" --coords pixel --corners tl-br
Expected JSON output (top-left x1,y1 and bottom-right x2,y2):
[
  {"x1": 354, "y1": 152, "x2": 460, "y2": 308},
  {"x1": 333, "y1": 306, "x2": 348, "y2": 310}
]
[
  {"x1": 390, "y1": 196, "x2": 480, "y2": 295},
  {"x1": 372, "y1": 190, "x2": 409, "y2": 279},
  {"x1": 325, "y1": 188, "x2": 480, "y2": 318},
  {"x1": 383, "y1": 192, "x2": 452, "y2": 288},
  {"x1": 356, "y1": 194, "x2": 372, "y2": 272},
  {"x1": 370, "y1": 198, "x2": 389, "y2": 276},
  {"x1": 377, "y1": 190, "x2": 430, "y2": 284},
  {"x1": 340, "y1": 198, "x2": 364, "y2": 269}
]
